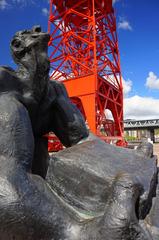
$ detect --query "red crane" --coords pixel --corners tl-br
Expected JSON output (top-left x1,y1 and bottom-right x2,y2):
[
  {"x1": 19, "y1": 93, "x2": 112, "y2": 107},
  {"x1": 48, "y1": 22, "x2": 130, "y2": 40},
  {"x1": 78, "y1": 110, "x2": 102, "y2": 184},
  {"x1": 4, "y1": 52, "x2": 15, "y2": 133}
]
[{"x1": 48, "y1": 0, "x2": 125, "y2": 145}]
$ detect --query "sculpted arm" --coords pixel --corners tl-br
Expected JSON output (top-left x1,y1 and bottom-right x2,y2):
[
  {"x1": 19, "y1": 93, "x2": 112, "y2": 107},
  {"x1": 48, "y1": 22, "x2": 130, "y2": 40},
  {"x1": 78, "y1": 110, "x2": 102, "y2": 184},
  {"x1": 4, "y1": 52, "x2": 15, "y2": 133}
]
[
  {"x1": 48, "y1": 80, "x2": 89, "y2": 147},
  {"x1": 32, "y1": 80, "x2": 88, "y2": 178}
]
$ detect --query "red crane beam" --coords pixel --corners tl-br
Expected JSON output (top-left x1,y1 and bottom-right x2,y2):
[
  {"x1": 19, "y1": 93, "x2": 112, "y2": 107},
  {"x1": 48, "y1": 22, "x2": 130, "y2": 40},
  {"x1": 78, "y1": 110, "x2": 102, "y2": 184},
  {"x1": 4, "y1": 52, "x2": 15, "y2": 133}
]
[{"x1": 48, "y1": 0, "x2": 124, "y2": 144}]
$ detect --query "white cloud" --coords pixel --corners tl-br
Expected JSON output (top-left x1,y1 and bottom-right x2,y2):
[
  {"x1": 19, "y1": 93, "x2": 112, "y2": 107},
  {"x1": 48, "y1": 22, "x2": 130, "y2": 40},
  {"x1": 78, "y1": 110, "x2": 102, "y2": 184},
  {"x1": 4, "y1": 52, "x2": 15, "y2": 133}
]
[
  {"x1": 105, "y1": 76, "x2": 159, "y2": 120},
  {"x1": 42, "y1": 7, "x2": 49, "y2": 16},
  {"x1": 0, "y1": 0, "x2": 35, "y2": 9},
  {"x1": 113, "y1": 0, "x2": 120, "y2": 4},
  {"x1": 104, "y1": 75, "x2": 133, "y2": 96},
  {"x1": 118, "y1": 20, "x2": 132, "y2": 31},
  {"x1": 145, "y1": 71, "x2": 159, "y2": 90},
  {"x1": 122, "y1": 76, "x2": 159, "y2": 120},
  {"x1": 13, "y1": 0, "x2": 23, "y2": 2},
  {"x1": 122, "y1": 78, "x2": 132, "y2": 96},
  {"x1": 124, "y1": 95, "x2": 159, "y2": 120},
  {"x1": 0, "y1": 0, "x2": 8, "y2": 10},
  {"x1": 12, "y1": 0, "x2": 34, "y2": 4}
]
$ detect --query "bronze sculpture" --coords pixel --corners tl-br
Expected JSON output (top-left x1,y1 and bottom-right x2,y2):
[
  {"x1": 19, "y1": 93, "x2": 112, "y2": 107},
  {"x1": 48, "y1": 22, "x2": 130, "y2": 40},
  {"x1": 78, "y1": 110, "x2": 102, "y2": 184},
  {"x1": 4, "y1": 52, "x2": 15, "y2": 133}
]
[{"x1": 0, "y1": 26, "x2": 158, "y2": 239}]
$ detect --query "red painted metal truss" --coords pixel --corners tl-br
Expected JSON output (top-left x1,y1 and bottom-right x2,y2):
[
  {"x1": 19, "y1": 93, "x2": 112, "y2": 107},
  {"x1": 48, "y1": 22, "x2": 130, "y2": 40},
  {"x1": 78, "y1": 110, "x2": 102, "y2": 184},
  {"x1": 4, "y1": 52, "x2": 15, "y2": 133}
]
[{"x1": 48, "y1": 0, "x2": 124, "y2": 144}]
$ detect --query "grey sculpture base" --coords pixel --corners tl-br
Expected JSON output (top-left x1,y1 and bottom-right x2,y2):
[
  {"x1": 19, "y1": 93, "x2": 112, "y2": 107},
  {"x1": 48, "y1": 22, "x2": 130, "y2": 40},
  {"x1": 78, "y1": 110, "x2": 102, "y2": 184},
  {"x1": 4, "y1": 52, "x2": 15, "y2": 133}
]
[
  {"x1": 47, "y1": 135, "x2": 157, "y2": 219},
  {"x1": 45, "y1": 135, "x2": 159, "y2": 239}
]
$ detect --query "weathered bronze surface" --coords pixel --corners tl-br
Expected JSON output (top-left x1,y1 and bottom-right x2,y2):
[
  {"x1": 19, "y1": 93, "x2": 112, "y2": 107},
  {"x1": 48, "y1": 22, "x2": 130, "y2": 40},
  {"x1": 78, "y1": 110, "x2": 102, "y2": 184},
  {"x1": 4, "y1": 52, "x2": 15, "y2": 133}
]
[{"x1": 0, "y1": 26, "x2": 158, "y2": 240}]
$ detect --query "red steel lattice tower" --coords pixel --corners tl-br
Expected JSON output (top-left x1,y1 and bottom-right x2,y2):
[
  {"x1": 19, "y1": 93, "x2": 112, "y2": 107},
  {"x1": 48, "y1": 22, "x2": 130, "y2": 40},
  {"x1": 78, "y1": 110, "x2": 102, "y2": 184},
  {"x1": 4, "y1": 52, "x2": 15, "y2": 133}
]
[{"x1": 48, "y1": 0, "x2": 124, "y2": 142}]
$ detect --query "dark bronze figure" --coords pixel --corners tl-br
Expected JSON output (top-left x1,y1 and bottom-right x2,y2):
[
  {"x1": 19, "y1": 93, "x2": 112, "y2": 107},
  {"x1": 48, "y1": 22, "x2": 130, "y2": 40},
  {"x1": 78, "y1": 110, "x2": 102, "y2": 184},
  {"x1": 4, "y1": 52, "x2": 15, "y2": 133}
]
[
  {"x1": 0, "y1": 26, "x2": 158, "y2": 239},
  {"x1": 1, "y1": 25, "x2": 88, "y2": 178}
]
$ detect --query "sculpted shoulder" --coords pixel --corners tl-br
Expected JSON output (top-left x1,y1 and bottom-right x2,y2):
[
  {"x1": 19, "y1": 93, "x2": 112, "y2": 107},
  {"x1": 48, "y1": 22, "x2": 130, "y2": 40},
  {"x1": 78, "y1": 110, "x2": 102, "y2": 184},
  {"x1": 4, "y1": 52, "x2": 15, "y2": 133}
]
[
  {"x1": 0, "y1": 66, "x2": 15, "y2": 79},
  {"x1": 0, "y1": 66, "x2": 21, "y2": 93},
  {"x1": 49, "y1": 80, "x2": 69, "y2": 98}
]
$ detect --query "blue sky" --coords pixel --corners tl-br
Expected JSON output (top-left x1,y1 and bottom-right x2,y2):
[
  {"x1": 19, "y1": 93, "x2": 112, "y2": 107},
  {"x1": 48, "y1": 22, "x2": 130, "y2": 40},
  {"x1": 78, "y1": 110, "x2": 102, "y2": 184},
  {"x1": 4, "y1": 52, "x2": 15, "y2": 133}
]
[
  {"x1": 114, "y1": 0, "x2": 159, "y2": 119},
  {"x1": 0, "y1": 0, "x2": 159, "y2": 119}
]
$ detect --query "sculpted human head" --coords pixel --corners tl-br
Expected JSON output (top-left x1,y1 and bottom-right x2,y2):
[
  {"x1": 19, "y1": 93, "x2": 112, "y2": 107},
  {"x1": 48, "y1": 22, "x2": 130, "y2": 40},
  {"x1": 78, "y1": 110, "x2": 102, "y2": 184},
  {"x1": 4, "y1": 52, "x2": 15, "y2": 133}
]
[{"x1": 10, "y1": 26, "x2": 50, "y2": 73}]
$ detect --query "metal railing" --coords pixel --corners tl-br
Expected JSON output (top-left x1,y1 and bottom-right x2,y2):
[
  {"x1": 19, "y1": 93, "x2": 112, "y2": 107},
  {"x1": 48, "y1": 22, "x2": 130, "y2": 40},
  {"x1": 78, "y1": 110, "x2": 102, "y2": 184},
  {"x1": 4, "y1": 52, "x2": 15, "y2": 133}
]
[{"x1": 124, "y1": 119, "x2": 159, "y2": 129}]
